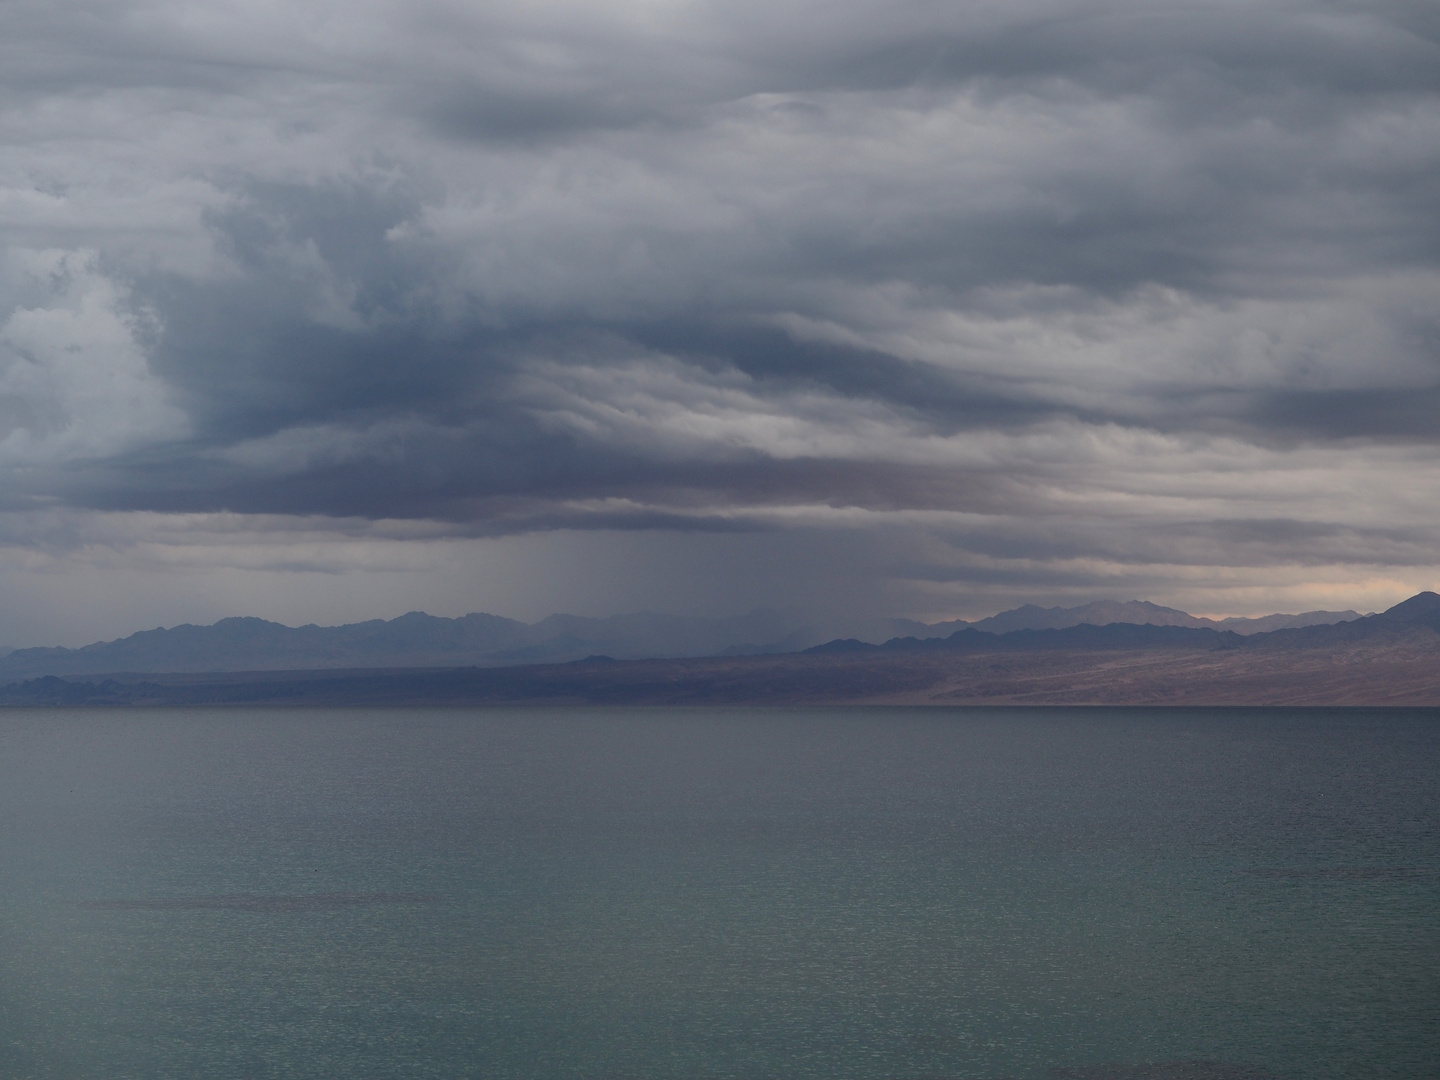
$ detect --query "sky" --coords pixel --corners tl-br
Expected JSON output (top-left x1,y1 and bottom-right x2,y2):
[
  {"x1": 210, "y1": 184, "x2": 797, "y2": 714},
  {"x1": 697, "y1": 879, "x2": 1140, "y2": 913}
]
[{"x1": 1, "y1": 0, "x2": 1438, "y2": 645}]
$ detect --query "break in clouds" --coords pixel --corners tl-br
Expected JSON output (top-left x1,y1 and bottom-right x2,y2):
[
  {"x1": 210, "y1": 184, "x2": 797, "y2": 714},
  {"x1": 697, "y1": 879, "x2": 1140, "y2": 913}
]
[{"x1": 1, "y1": 0, "x2": 1438, "y2": 639}]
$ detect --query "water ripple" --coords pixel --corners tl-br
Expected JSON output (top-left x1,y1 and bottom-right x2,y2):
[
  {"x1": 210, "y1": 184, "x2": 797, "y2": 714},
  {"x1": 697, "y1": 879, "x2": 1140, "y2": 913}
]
[{"x1": 77, "y1": 892, "x2": 442, "y2": 912}]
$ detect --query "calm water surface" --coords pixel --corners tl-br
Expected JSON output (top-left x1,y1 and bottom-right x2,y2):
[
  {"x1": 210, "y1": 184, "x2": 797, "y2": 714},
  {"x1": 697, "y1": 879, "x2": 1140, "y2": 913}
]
[{"x1": 0, "y1": 706, "x2": 1435, "y2": 1079}]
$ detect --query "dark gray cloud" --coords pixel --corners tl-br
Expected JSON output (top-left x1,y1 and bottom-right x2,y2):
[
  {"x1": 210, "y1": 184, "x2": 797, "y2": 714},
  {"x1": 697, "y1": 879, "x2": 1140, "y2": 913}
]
[{"x1": 0, "y1": 0, "x2": 1437, "y2": 639}]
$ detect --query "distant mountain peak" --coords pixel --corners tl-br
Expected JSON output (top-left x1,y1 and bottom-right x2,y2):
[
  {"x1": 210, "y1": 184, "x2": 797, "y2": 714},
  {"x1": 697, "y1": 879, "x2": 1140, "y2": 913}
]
[
  {"x1": 964, "y1": 598, "x2": 1358, "y2": 636},
  {"x1": 1379, "y1": 591, "x2": 1440, "y2": 622}
]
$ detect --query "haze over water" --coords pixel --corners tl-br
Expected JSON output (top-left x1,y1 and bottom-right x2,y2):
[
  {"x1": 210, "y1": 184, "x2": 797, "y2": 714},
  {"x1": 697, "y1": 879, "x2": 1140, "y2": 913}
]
[{"x1": 0, "y1": 706, "x2": 1436, "y2": 1079}]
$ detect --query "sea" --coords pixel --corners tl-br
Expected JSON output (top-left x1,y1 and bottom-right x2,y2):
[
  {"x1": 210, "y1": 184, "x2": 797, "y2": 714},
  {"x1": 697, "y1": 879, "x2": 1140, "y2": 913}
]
[{"x1": 0, "y1": 706, "x2": 1435, "y2": 1080}]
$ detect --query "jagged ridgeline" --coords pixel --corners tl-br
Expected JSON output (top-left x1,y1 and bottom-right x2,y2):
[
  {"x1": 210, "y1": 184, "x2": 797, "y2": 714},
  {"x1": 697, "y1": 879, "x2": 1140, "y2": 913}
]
[{"x1": 0, "y1": 600, "x2": 1370, "y2": 679}]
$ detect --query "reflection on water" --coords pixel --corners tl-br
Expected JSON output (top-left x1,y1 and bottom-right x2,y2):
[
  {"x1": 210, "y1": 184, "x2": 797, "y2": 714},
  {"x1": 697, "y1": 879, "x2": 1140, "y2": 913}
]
[{"x1": 0, "y1": 705, "x2": 1436, "y2": 1080}]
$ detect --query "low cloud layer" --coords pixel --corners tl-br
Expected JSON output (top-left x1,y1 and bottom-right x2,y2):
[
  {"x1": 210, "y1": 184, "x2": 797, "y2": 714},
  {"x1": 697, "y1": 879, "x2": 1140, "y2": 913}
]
[{"x1": 1, "y1": 0, "x2": 1437, "y2": 641}]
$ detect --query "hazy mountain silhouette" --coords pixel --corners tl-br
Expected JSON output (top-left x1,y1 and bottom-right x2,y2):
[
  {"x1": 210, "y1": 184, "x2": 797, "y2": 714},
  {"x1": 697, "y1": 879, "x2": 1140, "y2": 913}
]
[
  {"x1": 0, "y1": 609, "x2": 813, "y2": 679},
  {"x1": 960, "y1": 600, "x2": 1360, "y2": 635},
  {"x1": 807, "y1": 593, "x2": 1433, "y2": 657},
  {"x1": 1246, "y1": 589, "x2": 1440, "y2": 646},
  {"x1": 0, "y1": 598, "x2": 1366, "y2": 680},
  {"x1": 2, "y1": 593, "x2": 1434, "y2": 708}
]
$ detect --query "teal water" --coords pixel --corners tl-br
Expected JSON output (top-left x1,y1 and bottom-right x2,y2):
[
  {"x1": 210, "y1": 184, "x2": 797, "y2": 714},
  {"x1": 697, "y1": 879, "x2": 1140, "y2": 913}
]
[{"x1": 0, "y1": 706, "x2": 1435, "y2": 1079}]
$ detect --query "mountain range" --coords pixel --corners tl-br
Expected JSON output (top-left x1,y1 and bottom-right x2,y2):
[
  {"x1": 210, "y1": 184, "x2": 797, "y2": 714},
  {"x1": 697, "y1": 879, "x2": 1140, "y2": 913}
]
[
  {"x1": 917, "y1": 600, "x2": 1363, "y2": 636},
  {"x1": 811, "y1": 592, "x2": 1437, "y2": 655},
  {"x1": 0, "y1": 599, "x2": 1364, "y2": 680},
  {"x1": 3, "y1": 593, "x2": 1435, "y2": 707}
]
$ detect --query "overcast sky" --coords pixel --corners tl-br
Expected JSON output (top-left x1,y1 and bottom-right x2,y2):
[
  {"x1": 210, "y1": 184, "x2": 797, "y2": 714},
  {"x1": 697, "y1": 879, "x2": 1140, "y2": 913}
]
[{"x1": 1, "y1": 0, "x2": 1437, "y2": 644}]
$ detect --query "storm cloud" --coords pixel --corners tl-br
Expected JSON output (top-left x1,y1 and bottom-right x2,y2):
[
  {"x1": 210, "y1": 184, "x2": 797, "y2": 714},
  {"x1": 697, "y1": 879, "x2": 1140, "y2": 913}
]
[{"x1": 1, "y1": 0, "x2": 1437, "y2": 640}]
